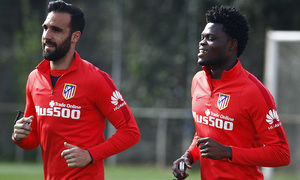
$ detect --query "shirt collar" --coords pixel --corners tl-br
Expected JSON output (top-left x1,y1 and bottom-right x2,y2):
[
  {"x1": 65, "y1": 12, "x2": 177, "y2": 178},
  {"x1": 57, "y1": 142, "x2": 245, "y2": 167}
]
[
  {"x1": 202, "y1": 59, "x2": 244, "y2": 81},
  {"x1": 37, "y1": 51, "x2": 80, "y2": 75}
]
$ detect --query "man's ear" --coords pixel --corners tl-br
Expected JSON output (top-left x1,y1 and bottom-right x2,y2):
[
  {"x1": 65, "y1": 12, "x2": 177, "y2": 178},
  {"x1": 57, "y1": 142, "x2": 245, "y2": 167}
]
[
  {"x1": 71, "y1": 31, "x2": 81, "y2": 43},
  {"x1": 227, "y1": 39, "x2": 238, "y2": 52}
]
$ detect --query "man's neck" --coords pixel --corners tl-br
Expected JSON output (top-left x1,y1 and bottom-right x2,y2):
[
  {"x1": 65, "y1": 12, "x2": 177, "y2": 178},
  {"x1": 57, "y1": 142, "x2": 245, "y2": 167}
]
[
  {"x1": 209, "y1": 58, "x2": 238, "y2": 79},
  {"x1": 210, "y1": 69, "x2": 223, "y2": 80},
  {"x1": 50, "y1": 50, "x2": 75, "y2": 70}
]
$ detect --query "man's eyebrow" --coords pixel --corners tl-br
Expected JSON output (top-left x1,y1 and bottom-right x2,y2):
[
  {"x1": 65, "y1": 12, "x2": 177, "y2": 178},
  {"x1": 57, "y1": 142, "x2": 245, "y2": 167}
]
[
  {"x1": 42, "y1": 24, "x2": 63, "y2": 32},
  {"x1": 201, "y1": 33, "x2": 214, "y2": 37}
]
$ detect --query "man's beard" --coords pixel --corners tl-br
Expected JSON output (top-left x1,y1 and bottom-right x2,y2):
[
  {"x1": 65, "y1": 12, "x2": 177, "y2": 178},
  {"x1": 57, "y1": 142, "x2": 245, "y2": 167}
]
[{"x1": 42, "y1": 35, "x2": 71, "y2": 61}]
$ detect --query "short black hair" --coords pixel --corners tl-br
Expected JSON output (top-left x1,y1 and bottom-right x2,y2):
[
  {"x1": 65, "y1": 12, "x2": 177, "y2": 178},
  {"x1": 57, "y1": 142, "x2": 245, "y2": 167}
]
[
  {"x1": 48, "y1": 0, "x2": 85, "y2": 35},
  {"x1": 206, "y1": 6, "x2": 249, "y2": 57}
]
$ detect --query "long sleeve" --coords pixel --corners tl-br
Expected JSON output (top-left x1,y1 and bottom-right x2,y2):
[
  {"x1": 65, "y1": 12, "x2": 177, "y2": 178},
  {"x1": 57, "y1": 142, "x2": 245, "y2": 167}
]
[
  {"x1": 12, "y1": 72, "x2": 39, "y2": 150},
  {"x1": 186, "y1": 133, "x2": 200, "y2": 164},
  {"x1": 86, "y1": 69, "x2": 140, "y2": 162},
  {"x1": 231, "y1": 140, "x2": 290, "y2": 167},
  {"x1": 230, "y1": 75, "x2": 290, "y2": 167},
  {"x1": 88, "y1": 105, "x2": 140, "y2": 161}
]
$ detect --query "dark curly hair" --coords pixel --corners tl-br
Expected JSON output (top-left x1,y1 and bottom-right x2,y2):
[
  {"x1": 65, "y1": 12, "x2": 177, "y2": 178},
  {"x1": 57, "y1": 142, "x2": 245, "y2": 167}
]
[
  {"x1": 206, "y1": 6, "x2": 249, "y2": 57},
  {"x1": 48, "y1": 0, "x2": 85, "y2": 35}
]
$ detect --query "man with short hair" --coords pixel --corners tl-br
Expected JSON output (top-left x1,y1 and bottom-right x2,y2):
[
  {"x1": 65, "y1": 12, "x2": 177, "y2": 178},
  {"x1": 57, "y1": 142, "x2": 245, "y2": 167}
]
[
  {"x1": 172, "y1": 6, "x2": 290, "y2": 180},
  {"x1": 12, "y1": 1, "x2": 140, "y2": 179}
]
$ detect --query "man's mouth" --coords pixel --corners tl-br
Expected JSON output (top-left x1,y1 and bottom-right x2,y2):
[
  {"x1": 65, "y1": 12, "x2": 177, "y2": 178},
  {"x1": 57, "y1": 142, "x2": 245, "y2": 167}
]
[
  {"x1": 198, "y1": 49, "x2": 208, "y2": 58},
  {"x1": 43, "y1": 41, "x2": 56, "y2": 51},
  {"x1": 199, "y1": 50, "x2": 207, "y2": 54}
]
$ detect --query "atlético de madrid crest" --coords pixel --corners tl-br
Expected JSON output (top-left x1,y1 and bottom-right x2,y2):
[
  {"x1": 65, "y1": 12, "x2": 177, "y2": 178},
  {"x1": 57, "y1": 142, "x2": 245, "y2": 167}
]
[
  {"x1": 63, "y1": 83, "x2": 76, "y2": 100},
  {"x1": 217, "y1": 93, "x2": 230, "y2": 110}
]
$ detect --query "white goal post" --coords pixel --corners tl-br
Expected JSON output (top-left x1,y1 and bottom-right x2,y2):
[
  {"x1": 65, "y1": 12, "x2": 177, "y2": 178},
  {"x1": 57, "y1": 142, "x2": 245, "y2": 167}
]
[
  {"x1": 263, "y1": 30, "x2": 300, "y2": 179},
  {"x1": 264, "y1": 30, "x2": 300, "y2": 101}
]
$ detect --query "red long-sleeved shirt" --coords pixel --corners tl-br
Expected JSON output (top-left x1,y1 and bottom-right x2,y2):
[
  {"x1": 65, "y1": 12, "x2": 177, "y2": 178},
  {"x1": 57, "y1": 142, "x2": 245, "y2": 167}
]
[
  {"x1": 187, "y1": 60, "x2": 290, "y2": 179},
  {"x1": 13, "y1": 52, "x2": 140, "y2": 180}
]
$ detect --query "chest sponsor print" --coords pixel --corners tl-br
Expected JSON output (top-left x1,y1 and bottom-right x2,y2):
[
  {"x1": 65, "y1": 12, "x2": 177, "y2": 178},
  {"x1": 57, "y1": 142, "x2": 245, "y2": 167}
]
[
  {"x1": 35, "y1": 100, "x2": 82, "y2": 119},
  {"x1": 193, "y1": 109, "x2": 234, "y2": 131}
]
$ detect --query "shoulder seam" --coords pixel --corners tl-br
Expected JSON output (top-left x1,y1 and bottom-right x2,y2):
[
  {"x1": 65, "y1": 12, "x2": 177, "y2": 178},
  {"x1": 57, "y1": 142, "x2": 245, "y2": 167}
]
[{"x1": 248, "y1": 75, "x2": 273, "y2": 110}]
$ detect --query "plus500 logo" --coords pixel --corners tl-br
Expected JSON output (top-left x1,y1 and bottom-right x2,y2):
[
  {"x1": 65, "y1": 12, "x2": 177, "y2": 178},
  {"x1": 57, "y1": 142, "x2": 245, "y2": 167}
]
[
  {"x1": 192, "y1": 111, "x2": 233, "y2": 131},
  {"x1": 35, "y1": 106, "x2": 81, "y2": 119}
]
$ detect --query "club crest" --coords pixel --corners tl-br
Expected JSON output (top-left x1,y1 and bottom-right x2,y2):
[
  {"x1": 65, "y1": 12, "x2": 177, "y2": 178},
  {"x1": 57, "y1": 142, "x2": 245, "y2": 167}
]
[
  {"x1": 217, "y1": 93, "x2": 230, "y2": 110},
  {"x1": 63, "y1": 83, "x2": 76, "y2": 100}
]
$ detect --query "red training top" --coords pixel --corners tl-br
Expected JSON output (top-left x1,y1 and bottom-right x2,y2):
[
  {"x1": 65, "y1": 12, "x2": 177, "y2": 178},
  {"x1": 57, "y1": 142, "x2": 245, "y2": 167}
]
[
  {"x1": 13, "y1": 52, "x2": 140, "y2": 180},
  {"x1": 187, "y1": 60, "x2": 290, "y2": 180}
]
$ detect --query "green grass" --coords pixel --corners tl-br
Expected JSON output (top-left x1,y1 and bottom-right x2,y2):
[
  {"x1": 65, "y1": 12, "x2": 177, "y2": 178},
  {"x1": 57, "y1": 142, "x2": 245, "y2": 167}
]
[
  {"x1": 0, "y1": 162, "x2": 199, "y2": 180},
  {"x1": 104, "y1": 164, "x2": 199, "y2": 180},
  {"x1": 0, "y1": 162, "x2": 299, "y2": 180},
  {"x1": 0, "y1": 162, "x2": 44, "y2": 180}
]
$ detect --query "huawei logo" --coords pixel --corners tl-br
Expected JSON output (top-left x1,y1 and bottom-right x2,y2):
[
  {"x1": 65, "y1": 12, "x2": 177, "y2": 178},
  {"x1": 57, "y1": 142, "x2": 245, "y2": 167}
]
[
  {"x1": 111, "y1": 90, "x2": 124, "y2": 106},
  {"x1": 266, "y1": 109, "x2": 279, "y2": 125}
]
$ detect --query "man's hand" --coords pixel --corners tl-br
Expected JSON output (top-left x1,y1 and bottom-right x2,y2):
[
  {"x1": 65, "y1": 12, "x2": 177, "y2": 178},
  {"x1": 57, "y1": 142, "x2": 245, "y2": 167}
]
[
  {"x1": 12, "y1": 116, "x2": 33, "y2": 142},
  {"x1": 172, "y1": 152, "x2": 193, "y2": 180},
  {"x1": 61, "y1": 142, "x2": 92, "y2": 168},
  {"x1": 197, "y1": 137, "x2": 232, "y2": 160}
]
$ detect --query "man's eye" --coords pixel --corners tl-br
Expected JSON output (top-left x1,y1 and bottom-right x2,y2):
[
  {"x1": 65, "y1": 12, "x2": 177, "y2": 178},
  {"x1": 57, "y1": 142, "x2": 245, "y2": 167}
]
[
  {"x1": 53, "y1": 27, "x2": 62, "y2": 32},
  {"x1": 208, "y1": 36, "x2": 215, "y2": 41}
]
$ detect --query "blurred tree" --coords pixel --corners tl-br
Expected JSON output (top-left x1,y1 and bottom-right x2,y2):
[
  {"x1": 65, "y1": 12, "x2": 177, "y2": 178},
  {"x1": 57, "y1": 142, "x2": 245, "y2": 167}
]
[
  {"x1": 0, "y1": 0, "x2": 23, "y2": 103},
  {"x1": 121, "y1": 0, "x2": 190, "y2": 108},
  {"x1": 120, "y1": 0, "x2": 300, "y2": 108},
  {"x1": 1, "y1": 0, "x2": 300, "y2": 109},
  {"x1": 3, "y1": 0, "x2": 300, "y2": 108},
  {"x1": 13, "y1": 0, "x2": 42, "y2": 102}
]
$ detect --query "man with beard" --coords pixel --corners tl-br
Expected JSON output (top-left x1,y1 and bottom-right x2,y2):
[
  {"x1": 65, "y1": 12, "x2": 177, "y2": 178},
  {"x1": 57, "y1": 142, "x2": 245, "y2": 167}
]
[
  {"x1": 11, "y1": 1, "x2": 140, "y2": 179},
  {"x1": 172, "y1": 6, "x2": 290, "y2": 180}
]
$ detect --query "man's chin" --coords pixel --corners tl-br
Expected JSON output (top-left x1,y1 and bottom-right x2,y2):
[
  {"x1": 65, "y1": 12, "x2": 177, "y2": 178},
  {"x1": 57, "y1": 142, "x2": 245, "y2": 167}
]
[
  {"x1": 43, "y1": 50, "x2": 59, "y2": 61},
  {"x1": 43, "y1": 54, "x2": 59, "y2": 61},
  {"x1": 197, "y1": 58, "x2": 208, "y2": 66},
  {"x1": 198, "y1": 59, "x2": 218, "y2": 69}
]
